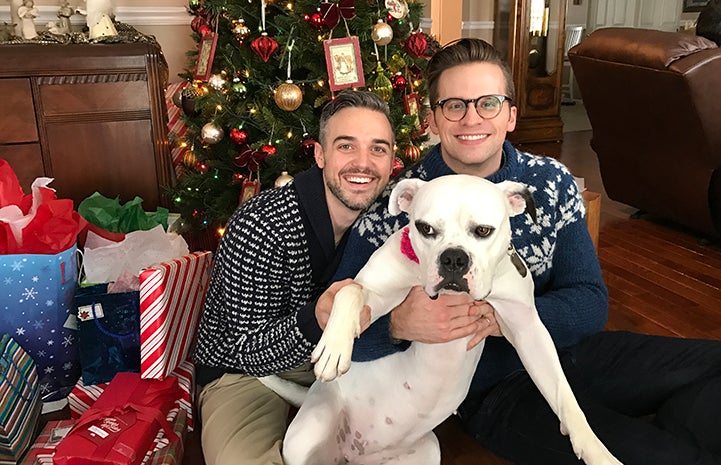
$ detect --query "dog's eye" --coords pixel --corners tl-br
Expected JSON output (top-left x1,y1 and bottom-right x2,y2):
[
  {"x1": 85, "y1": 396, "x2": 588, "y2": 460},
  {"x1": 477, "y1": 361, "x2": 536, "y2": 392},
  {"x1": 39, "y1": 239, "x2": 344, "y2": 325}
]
[
  {"x1": 415, "y1": 221, "x2": 436, "y2": 238},
  {"x1": 474, "y1": 225, "x2": 494, "y2": 238}
]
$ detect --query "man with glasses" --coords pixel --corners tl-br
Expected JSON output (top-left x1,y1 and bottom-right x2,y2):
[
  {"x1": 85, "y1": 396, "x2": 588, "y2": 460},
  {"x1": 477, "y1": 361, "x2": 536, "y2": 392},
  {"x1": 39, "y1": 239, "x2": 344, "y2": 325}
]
[{"x1": 325, "y1": 38, "x2": 721, "y2": 464}]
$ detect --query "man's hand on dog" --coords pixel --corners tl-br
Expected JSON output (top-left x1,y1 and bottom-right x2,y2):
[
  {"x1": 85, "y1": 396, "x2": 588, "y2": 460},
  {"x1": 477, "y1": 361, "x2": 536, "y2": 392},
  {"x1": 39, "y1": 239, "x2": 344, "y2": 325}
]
[{"x1": 388, "y1": 286, "x2": 502, "y2": 350}]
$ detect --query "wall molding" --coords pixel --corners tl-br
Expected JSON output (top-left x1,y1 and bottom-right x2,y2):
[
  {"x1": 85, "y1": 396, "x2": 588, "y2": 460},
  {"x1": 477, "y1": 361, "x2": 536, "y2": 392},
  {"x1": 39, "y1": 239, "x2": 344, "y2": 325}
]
[
  {"x1": 0, "y1": 6, "x2": 191, "y2": 27},
  {"x1": 462, "y1": 20, "x2": 495, "y2": 31}
]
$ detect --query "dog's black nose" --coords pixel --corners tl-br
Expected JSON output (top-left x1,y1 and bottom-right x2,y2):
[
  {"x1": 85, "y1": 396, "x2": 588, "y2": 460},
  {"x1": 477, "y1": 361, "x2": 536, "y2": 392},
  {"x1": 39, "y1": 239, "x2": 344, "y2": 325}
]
[{"x1": 439, "y1": 248, "x2": 469, "y2": 274}]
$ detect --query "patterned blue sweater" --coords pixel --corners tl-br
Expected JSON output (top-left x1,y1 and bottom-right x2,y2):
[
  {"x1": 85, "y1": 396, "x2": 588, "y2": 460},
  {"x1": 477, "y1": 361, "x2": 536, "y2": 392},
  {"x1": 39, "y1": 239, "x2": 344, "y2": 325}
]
[{"x1": 334, "y1": 141, "x2": 609, "y2": 395}]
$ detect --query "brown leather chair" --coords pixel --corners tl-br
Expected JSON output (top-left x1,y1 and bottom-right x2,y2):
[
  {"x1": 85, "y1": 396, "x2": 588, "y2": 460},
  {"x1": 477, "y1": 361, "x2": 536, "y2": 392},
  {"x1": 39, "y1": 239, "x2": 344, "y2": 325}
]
[{"x1": 568, "y1": 27, "x2": 721, "y2": 238}]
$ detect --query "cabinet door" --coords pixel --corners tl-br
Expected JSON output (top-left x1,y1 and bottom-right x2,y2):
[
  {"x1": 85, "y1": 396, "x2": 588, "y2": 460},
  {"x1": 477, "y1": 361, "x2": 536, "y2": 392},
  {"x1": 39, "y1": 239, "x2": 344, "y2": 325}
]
[
  {"x1": 0, "y1": 144, "x2": 44, "y2": 193},
  {"x1": 0, "y1": 78, "x2": 38, "y2": 144},
  {"x1": 44, "y1": 120, "x2": 161, "y2": 208}
]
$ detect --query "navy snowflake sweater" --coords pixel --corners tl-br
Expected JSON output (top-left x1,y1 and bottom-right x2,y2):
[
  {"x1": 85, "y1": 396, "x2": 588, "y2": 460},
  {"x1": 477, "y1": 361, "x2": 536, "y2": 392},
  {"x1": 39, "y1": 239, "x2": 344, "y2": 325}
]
[{"x1": 334, "y1": 141, "x2": 609, "y2": 395}]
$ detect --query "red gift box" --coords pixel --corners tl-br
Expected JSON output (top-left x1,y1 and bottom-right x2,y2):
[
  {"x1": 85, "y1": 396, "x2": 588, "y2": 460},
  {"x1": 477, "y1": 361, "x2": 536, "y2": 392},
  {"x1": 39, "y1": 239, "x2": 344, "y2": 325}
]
[
  {"x1": 139, "y1": 251, "x2": 211, "y2": 380},
  {"x1": 54, "y1": 373, "x2": 182, "y2": 465}
]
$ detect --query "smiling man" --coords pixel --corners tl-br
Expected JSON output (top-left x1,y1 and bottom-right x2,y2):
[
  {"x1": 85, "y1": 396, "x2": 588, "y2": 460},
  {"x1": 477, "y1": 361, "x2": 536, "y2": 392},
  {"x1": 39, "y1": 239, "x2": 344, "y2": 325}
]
[{"x1": 194, "y1": 90, "x2": 395, "y2": 465}]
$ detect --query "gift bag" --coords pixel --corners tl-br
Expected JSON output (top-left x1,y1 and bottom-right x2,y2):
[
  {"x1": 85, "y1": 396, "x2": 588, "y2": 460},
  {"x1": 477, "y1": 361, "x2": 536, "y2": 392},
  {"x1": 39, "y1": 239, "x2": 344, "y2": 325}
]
[
  {"x1": 0, "y1": 245, "x2": 81, "y2": 401},
  {"x1": 75, "y1": 285, "x2": 141, "y2": 386},
  {"x1": 0, "y1": 334, "x2": 42, "y2": 464},
  {"x1": 54, "y1": 373, "x2": 181, "y2": 465}
]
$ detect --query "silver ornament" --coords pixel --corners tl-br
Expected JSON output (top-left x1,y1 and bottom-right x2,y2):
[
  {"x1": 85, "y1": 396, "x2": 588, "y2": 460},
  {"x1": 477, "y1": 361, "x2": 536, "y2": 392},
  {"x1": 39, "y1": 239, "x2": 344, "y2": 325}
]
[
  {"x1": 201, "y1": 122, "x2": 224, "y2": 145},
  {"x1": 372, "y1": 20, "x2": 394, "y2": 46}
]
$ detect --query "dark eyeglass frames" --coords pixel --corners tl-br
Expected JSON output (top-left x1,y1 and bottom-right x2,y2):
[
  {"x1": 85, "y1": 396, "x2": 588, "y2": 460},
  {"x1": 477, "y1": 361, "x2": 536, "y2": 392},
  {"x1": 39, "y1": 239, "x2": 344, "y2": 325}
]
[{"x1": 433, "y1": 95, "x2": 512, "y2": 122}]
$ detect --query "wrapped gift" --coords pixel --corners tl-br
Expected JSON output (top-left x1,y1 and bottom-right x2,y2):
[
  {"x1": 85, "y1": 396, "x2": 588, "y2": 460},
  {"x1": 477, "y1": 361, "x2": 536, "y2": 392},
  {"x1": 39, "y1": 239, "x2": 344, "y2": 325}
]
[
  {"x1": 19, "y1": 419, "x2": 75, "y2": 465},
  {"x1": 68, "y1": 360, "x2": 195, "y2": 431},
  {"x1": 141, "y1": 408, "x2": 187, "y2": 465},
  {"x1": 53, "y1": 373, "x2": 181, "y2": 465},
  {"x1": 139, "y1": 251, "x2": 211, "y2": 380},
  {"x1": 0, "y1": 334, "x2": 42, "y2": 464}
]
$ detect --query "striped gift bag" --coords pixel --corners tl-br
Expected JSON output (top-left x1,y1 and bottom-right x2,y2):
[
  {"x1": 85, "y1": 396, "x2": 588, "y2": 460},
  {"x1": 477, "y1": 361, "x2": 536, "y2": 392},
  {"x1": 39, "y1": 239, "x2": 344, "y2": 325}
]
[
  {"x1": 0, "y1": 334, "x2": 42, "y2": 464},
  {"x1": 139, "y1": 252, "x2": 211, "y2": 380}
]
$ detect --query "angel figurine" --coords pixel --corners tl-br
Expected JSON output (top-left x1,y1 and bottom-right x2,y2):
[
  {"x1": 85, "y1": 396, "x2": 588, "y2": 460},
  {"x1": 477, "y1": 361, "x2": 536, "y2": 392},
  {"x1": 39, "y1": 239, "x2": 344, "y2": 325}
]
[{"x1": 17, "y1": 0, "x2": 39, "y2": 40}]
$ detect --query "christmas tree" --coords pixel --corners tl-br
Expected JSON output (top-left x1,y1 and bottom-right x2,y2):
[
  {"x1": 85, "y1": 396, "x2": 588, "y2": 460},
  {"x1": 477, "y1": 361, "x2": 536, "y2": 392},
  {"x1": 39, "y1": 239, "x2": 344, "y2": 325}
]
[{"x1": 168, "y1": 0, "x2": 436, "y2": 239}]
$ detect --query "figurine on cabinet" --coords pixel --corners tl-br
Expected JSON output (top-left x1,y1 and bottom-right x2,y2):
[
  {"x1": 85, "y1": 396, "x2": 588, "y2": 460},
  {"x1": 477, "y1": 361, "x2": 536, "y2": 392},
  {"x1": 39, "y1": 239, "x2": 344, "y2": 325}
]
[
  {"x1": 17, "y1": 0, "x2": 39, "y2": 39},
  {"x1": 75, "y1": 0, "x2": 117, "y2": 39},
  {"x1": 9, "y1": 0, "x2": 24, "y2": 37}
]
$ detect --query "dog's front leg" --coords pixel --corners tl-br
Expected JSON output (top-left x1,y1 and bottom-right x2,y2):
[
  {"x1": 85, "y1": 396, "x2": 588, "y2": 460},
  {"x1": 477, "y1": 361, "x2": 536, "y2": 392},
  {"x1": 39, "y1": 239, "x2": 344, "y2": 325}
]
[
  {"x1": 492, "y1": 297, "x2": 622, "y2": 465},
  {"x1": 311, "y1": 283, "x2": 363, "y2": 381}
]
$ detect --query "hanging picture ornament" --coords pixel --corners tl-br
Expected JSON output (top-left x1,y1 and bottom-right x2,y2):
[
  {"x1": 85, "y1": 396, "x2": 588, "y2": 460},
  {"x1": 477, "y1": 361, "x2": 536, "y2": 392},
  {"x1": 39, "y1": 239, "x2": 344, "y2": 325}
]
[
  {"x1": 201, "y1": 122, "x2": 224, "y2": 145},
  {"x1": 251, "y1": 33, "x2": 279, "y2": 62},
  {"x1": 373, "y1": 63, "x2": 393, "y2": 101},
  {"x1": 274, "y1": 171, "x2": 294, "y2": 187},
  {"x1": 392, "y1": 157, "x2": 404, "y2": 177},
  {"x1": 229, "y1": 128, "x2": 248, "y2": 144},
  {"x1": 371, "y1": 20, "x2": 393, "y2": 46},
  {"x1": 231, "y1": 18, "x2": 250, "y2": 41},
  {"x1": 385, "y1": 0, "x2": 409, "y2": 19},
  {"x1": 404, "y1": 31, "x2": 428, "y2": 59}
]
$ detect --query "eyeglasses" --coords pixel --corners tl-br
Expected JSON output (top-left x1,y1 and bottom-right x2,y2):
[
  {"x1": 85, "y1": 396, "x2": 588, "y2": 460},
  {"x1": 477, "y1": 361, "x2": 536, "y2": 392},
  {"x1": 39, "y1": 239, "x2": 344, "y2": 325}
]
[{"x1": 433, "y1": 95, "x2": 512, "y2": 122}]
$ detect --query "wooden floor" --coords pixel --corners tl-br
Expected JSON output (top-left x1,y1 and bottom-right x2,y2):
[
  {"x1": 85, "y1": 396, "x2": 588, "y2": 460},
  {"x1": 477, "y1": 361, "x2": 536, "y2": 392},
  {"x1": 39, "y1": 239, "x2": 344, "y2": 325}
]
[{"x1": 185, "y1": 130, "x2": 721, "y2": 464}]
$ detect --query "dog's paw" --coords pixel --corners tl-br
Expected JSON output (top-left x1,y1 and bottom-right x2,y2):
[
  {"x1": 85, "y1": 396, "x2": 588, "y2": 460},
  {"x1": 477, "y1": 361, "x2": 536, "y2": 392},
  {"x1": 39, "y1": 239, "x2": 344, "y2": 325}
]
[
  {"x1": 311, "y1": 329, "x2": 354, "y2": 382},
  {"x1": 570, "y1": 430, "x2": 623, "y2": 465}
]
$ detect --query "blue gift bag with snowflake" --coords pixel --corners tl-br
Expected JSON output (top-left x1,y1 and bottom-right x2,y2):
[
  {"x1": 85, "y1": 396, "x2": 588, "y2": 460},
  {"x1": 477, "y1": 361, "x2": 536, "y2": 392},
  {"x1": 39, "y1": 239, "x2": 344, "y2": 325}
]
[{"x1": 0, "y1": 244, "x2": 81, "y2": 402}]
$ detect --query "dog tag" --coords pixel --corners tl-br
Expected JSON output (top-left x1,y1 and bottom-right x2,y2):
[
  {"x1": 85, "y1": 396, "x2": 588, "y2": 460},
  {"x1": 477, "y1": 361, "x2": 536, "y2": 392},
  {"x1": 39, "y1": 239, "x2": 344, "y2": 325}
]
[{"x1": 507, "y1": 245, "x2": 527, "y2": 277}]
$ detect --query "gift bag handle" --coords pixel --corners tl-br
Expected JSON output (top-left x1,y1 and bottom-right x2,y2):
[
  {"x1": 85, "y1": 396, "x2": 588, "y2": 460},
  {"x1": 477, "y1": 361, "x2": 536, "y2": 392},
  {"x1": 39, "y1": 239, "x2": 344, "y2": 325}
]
[
  {"x1": 90, "y1": 303, "x2": 138, "y2": 341},
  {"x1": 0, "y1": 354, "x2": 34, "y2": 402}
]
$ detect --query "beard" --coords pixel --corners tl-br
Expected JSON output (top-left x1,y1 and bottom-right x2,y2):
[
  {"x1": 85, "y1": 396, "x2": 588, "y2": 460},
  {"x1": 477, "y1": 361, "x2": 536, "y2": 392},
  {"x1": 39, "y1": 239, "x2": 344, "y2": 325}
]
[{"x1": 326, "y1": 169, "x2": 381, "y2": 212}]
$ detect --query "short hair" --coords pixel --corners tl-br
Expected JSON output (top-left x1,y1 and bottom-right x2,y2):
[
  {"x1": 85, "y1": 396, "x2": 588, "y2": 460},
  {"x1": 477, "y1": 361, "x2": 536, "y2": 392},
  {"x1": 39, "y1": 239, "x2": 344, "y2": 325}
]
[
  {"x1": 426, "y1": 38, "x2": 515, "y2": 106},
  {"x1": 318, "y1": 91, "x2": 394, "y2": 146}
]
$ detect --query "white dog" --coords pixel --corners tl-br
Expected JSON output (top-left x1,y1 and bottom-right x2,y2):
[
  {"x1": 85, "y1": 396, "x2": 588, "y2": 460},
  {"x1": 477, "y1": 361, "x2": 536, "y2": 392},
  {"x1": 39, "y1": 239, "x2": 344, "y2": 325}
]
[{"x1": 263, "y1": 175, "x2": 621, "y2": 465}]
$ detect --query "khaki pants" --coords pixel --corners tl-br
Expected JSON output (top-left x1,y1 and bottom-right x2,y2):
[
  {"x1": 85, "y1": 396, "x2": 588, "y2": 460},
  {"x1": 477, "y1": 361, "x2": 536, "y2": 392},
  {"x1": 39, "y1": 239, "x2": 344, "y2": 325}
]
[{"x1": 198, "y1": 364, "x2": 315, "y2": 465}]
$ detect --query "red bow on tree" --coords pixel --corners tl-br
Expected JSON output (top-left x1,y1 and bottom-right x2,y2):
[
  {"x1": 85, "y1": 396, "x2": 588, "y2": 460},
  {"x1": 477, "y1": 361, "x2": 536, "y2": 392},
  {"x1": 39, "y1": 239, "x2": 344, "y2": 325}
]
[{"x1": 233, "y1": 145, "x2": 269, "y2": 173}]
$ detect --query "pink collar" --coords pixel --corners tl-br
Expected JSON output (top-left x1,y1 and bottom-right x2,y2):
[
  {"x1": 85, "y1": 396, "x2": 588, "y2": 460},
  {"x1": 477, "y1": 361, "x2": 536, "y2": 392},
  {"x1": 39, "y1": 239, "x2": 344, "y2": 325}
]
[{"x1": 400, "y1": 227, "x2": 419, "y2": 263}]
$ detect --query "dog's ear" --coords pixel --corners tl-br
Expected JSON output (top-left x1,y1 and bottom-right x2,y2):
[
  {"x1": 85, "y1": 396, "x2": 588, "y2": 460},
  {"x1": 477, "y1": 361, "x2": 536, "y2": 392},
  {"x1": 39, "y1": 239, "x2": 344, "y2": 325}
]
[
  {"x1": 495, "y1": 181, "x2": 537, "y2": 222},
  {"x1": 389, "y1": 178, "x2": 426, "y2": 215}
]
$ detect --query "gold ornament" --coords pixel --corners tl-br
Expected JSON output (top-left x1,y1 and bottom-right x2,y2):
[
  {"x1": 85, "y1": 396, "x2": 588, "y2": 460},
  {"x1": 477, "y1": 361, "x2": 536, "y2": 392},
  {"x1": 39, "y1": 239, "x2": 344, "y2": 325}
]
[
  {"x1": 371, "y1": 20, "x2": 393, "y2": 46},
  {"x1": 201, "y1": 122, "x2": 224, "y2": 145},
  {"x1": 274, "y1": 81, "x2": 303, "y2": 111},
  {"x1": 274, "y1": 171, "x2": 294, "y2": 187},
  {"x1": 231, "y1": 19, "x2": 251, "y2": 40}
]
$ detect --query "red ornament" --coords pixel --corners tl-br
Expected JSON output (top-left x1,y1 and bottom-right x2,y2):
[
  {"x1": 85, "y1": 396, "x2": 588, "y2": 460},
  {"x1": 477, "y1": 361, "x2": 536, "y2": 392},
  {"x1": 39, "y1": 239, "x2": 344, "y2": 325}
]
[
  {"x1": 301, "y1": 136, "x2": 316, "y2": 158},
  {"x1": 261, "y1": 144, "x2": 277, "y2": 156},
  {"x1": 307, "y1": 12, "x2": 325, "y2": 30},
  {"x1": 230, "y1": 128, "x2": 248, "y2": 145},
  {"x1": 391, "y1": 73, "x2": 407, "y2": 92},
  {"x1": 231, "y1": 173, "x2": 245, "y2": 184},
  {"x1": 339, "y1": 0, "x2": 356, "y2": 19},
  {"x1": 190, "y1": 15, "x2": 206, "y2": 33},
  {"x1": 250, "y1": 33, "x2": 279, "y2": 62},
  {"x1": 320, "y1": 2, "x2": 340, "y2": 29},
  {"x1": 404, "y1": 32, "x2": 428, "y2": 59},
  {"x1": 392, "y1": 157, "x2": 404, "y2": 177}
]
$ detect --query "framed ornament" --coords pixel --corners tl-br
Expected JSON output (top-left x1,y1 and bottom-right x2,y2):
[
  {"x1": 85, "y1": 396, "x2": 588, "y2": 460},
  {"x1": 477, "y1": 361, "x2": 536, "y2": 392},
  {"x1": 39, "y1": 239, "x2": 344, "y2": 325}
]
[
  {"x1": 324, "y1": 37, "x2": 365, "y2": 91},
  {"x1": 194, "y1": 32, "x2": 219, "y2": 81},
  {"x1": 239, "y1": 178, "x2": 261, "y2": 204},
  {"x1": 404, "y1": 92, "x2": 422, "y2": 130}
]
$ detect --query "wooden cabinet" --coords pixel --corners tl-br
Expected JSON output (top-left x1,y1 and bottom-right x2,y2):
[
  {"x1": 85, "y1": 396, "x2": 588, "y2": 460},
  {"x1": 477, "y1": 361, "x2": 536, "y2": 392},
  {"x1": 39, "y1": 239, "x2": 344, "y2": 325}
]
[
  {"x1": 494, "y1": 0, "x2": 567, "y2": 144},
  {"x1": 0, "y1": 42, "x2": 173, "y2": 210}
]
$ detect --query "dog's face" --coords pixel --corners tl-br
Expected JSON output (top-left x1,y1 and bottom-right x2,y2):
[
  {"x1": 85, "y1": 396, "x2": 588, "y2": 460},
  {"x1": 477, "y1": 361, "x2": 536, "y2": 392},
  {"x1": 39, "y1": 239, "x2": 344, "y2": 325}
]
[{"x1": 390, "y1": 175, "x2": 533, "y2": 300}]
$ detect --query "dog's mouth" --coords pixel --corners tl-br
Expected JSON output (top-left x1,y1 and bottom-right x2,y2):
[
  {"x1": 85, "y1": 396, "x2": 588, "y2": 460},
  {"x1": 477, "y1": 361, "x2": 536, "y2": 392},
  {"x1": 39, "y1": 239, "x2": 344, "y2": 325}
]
[{"x1": 431, "y1": 277, "x2": 470, "y2": 298}]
